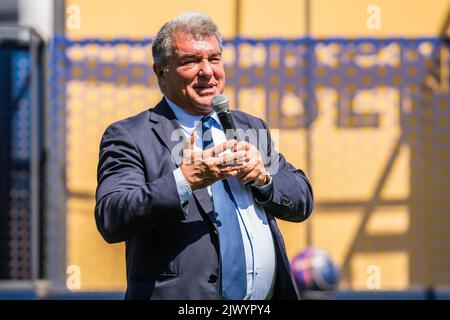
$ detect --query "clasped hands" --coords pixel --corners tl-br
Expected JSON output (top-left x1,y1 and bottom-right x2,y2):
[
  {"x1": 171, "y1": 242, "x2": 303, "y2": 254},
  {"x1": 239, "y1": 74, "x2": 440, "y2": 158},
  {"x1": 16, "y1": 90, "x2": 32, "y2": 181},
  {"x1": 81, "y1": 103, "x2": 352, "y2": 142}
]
[{"x1": 180, "y1": 131, "x2": 270, "y2": 191}]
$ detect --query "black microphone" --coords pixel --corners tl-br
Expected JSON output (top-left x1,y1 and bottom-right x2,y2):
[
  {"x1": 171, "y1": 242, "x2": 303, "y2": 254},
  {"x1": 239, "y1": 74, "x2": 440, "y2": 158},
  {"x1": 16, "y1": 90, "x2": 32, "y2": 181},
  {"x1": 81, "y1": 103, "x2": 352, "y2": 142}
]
[
  {"x1": 211, "y1": 94, "x2": 256, "y2": 186},
  {"x1": 211, "y1": 94, "x2": 236, "y2": 140}
]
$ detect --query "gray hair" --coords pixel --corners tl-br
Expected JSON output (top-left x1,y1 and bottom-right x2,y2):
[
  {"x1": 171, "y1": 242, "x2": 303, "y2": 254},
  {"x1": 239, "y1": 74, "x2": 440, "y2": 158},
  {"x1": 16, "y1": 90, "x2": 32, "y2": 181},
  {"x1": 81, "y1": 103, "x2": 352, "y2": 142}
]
[{"x1": 152, "y1": 12, "x2": 223, "y2": 71}]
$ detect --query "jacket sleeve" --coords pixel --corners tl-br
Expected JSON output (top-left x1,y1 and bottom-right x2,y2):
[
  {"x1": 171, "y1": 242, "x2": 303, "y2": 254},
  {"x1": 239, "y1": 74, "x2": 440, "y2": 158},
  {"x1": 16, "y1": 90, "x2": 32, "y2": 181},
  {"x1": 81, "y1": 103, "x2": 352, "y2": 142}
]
[
  {"x1": 95, "y1": 123, "x2": 186, "y2": 243},
  {"x1": 252, "y1": 119, "x2": 314, "y2": 222}
]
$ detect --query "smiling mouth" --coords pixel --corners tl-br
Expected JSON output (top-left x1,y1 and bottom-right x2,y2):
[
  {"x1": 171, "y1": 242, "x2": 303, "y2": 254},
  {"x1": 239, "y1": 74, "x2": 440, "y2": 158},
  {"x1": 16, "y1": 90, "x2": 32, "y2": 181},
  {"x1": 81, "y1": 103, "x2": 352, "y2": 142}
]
[{"x1": 193, "y1": 84, "x2": 217, "y2": 95}]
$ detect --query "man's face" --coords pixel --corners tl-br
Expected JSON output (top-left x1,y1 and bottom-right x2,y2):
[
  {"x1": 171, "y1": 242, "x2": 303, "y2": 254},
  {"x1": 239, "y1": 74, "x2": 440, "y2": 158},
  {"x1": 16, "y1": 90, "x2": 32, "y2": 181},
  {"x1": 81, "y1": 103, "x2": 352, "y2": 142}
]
[{"x1": 154, "y1": 33, "x2": 225, "y2": 115}]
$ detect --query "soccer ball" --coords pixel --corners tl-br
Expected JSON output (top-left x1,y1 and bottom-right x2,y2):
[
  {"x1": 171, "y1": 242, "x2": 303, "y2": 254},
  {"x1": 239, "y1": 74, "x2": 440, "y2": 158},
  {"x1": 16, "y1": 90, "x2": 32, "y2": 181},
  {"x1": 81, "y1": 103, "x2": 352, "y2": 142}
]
[{"x1": 291, "y1": 247, "x2": 340, "y2": 292}]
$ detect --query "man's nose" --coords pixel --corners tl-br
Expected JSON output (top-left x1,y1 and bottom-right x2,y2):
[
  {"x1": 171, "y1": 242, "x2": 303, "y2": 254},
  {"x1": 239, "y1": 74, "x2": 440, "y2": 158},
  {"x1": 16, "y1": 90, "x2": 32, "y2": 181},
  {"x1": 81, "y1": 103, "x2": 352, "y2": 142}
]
[{"x1": 198, "y1": 60, "x2": 213, "y2": 77}]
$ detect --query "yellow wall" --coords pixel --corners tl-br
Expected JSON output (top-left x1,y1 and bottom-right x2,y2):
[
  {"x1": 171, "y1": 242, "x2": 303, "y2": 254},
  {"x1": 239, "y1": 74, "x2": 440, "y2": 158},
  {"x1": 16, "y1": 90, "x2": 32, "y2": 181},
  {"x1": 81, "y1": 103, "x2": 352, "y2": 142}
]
[
  {"x1": 311, "y1": 0, "x2": 449, "y2": 37},
  {"x1": 66, "y1": 0, "x2": 237, "y2": 38},
  {"x1": 66, "y1": 0, "x2": 449, "y2": 38},
  {"x1": 63, "y1": 0, "x2": 450, "y2": 291}
]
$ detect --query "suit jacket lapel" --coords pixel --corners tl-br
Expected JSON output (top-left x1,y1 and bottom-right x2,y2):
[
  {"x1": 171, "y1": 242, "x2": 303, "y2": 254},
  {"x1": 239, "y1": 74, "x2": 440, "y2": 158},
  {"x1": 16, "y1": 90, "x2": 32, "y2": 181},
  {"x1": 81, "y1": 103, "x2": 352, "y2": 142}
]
[
  {"x1": 149, "y1": 99, "x2": 184, "y2": 166},
  {"x1": 149, "y1": 98, "x2": 216, "y2": 223},
  {"x1": 193, "y1": 188, "x2": 216, "y2": 222}
]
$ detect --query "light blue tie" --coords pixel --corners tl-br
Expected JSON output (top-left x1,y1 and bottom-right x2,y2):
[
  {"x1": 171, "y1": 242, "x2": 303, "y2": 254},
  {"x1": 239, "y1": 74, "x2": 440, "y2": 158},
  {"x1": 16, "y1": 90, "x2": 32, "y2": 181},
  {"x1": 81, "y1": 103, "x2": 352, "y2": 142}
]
[{"x1": 201, "y1": 116, "x2": 247, "y2": 300}]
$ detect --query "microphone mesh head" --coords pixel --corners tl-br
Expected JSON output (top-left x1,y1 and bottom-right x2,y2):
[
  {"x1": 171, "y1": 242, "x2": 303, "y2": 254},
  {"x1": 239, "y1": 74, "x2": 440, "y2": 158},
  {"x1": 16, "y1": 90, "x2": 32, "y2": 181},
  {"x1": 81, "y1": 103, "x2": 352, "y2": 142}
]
[{"x1": 211, "y1": 94, "x2": 229, "y2": 114}]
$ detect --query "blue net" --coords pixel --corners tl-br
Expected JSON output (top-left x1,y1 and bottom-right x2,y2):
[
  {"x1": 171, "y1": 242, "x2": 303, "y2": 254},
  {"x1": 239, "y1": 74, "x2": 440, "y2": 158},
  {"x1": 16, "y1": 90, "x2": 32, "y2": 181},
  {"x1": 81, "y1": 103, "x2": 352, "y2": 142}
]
[{"x1": 50, "y1": 37, "x2": 447, "y2": 128}]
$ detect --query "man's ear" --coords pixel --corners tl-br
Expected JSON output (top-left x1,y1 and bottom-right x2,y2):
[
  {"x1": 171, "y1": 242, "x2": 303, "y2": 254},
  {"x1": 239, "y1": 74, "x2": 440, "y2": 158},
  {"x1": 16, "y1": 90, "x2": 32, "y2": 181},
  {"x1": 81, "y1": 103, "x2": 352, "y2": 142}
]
[
  {"x1": 153, "y1": 63, "x2": 166, "y2": 90},
  {"x1": 153, "y1": 63, "x2": 165, "y2": 79}
]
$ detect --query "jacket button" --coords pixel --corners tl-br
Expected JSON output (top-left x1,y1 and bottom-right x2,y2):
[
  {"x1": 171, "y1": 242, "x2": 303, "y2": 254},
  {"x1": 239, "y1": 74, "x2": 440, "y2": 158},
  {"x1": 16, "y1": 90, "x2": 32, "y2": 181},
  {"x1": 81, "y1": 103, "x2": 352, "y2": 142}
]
[
  {"x1": 281, "y1": 197, "x2": 292, "y2": 206},
  {"x1": 208, "y1": 274, "x2": 218, "y2": 283}
]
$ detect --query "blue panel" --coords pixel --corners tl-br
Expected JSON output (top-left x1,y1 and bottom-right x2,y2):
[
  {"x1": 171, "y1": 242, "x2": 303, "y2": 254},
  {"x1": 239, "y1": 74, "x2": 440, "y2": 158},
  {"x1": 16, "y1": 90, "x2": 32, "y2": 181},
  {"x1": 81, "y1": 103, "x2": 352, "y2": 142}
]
[{"x1": 0, "y1": 44, "x2": 32, "y2": 280}]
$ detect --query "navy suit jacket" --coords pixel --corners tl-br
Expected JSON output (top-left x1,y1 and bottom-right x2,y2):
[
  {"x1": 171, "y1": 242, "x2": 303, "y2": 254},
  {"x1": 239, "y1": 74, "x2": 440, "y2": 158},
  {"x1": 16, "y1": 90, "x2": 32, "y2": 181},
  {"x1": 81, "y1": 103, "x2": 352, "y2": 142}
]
[{"x1": 95, "y1": 98, "x2": 314, "y2": 300}]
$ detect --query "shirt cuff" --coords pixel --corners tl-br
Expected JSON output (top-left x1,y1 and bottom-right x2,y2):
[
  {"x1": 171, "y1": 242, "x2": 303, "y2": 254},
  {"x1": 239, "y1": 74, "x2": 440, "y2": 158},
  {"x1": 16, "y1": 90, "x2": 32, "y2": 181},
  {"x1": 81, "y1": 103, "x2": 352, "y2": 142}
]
[
  {"x1": 173, "y1": 167, "x2": 193, "y2": 205},
  {"x1": 253, "y1": 175, "x2": 273, "y2": 196}
]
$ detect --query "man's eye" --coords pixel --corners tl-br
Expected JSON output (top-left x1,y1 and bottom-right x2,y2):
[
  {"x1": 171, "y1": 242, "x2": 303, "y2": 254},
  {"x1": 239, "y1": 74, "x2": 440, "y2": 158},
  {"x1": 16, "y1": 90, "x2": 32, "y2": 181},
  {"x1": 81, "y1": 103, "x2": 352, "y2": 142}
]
[
  {"x1": 182, "y1": 60, "x2": 196, "y2": 66},
  {"x1": 210, "y1": 57, "x2": 222, "y2": 63}
]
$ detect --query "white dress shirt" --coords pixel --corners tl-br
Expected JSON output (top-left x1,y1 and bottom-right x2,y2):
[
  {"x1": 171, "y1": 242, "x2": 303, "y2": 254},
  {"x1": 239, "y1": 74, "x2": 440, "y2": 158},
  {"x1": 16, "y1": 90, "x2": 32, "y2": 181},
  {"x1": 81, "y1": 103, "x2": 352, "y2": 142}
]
[{"x1": 166, "y1": 97, "x2": 276, "y2": 300}]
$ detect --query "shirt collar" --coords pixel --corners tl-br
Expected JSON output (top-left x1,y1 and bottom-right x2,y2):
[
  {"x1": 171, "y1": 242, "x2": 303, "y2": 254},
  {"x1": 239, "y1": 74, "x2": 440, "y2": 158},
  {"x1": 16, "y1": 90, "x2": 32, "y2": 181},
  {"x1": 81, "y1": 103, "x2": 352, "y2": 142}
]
[{"x1": 164, "y1": 96, "x2": 222, "y2": 129}]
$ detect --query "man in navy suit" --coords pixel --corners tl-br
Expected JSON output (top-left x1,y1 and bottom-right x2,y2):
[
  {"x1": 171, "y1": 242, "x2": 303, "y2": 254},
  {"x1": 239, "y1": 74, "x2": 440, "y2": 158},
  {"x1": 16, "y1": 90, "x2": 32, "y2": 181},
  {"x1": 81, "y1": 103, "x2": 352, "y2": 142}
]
[{"x1": 95, "y1": 12, "x2": 313, "y2": 300}]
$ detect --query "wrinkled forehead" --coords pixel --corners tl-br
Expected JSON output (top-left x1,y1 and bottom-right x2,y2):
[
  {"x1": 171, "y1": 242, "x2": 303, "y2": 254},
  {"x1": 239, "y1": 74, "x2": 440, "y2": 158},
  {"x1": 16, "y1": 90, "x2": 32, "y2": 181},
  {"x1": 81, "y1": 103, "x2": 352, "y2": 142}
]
[{"x1": 171, "y1": 32, "x2": 221, "y2": 56}]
